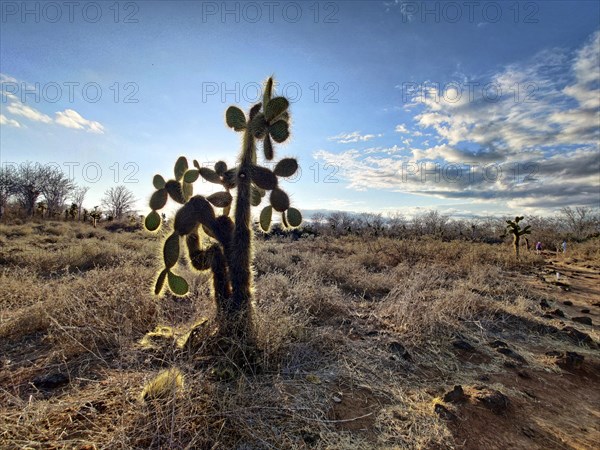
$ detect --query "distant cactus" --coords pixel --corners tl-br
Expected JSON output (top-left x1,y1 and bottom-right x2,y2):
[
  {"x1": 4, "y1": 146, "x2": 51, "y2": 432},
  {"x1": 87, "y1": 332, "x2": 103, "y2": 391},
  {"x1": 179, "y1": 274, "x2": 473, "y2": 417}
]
[
  {"x1": 68, "y1": 203, "x2": 78, "y2": 220},
  {"x1": 506, "y1": 216, "x2": 531, "y2": 259},
  {"x1": 37, "y1": 201, "x2": 47, "y2": 218},
  {"x1": 90, "y1": 206, "x2": 102, "y2": 228},
  {"x1": 144, "y1": 77, "x2": 301, "y2": 346}
]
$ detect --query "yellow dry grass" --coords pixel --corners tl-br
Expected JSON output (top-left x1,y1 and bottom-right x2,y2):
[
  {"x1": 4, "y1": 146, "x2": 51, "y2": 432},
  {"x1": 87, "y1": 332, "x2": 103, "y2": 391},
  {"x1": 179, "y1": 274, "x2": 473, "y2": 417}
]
[{"x1": 0, "y1": 220, "x2": 598, "y2": 449}]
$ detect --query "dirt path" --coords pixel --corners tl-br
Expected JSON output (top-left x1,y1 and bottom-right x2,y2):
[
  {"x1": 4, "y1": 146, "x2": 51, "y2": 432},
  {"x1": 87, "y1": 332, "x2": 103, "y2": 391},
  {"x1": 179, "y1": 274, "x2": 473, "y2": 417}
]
[{"x1": 442, "y1": 254, "x2": 600, "y2": 449}]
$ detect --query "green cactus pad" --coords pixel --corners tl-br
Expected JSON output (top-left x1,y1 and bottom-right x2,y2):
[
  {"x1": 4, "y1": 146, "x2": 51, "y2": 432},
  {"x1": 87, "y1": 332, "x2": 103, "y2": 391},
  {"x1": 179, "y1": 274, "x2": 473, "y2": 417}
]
[
  {"x1": 184, "y1": 169, "x2": 200, "y2": 183},
  {"x1": 281, "y1": 211, "x2": 289, "y2": 228},
  {"x1": 165, "y1": 180, "x2": 186, "y2": 204},
  {"x1": 182, "y1": 181, "x2": 193, "y2": 200},
  {"x1": 249, "y1": 102, "x2": 262, "y2": 120},
  {"x1": 250, "y1": 186, "x2": 262, "y2": 206},
  {"x1": 263, "y1": 135, "x2": 274, "y2": 160},
  {"x1": 154, "y1": 269, "x2": 168, "y2": 295},
  {"x1": 274, "y1": 158, "x2": 298, "y2": 177},
  {"x1": 145, "y1": 210, "x2": 161, "y2": 231},
  {"x1": 193, "y1": 159, "x2": 200, "y2": 170},
  {"x1": 174, "y1": 156, "x2": 189, "y2": 181},
  {"x1": 286, "y1": 207, "x2": 302, "y2": 227},
  {"x1": 222, "y1": 168, "x2": 238, "y2": 189},
  {"x1": 149, "y1": 189, "x2": 168, "y2": 210},
  {"x1": 270, "y1": 188, "x2": 290, "y2": 212},
  {"x1": 269, "y1": 120, "x2": 290, "y2": 143},
  {"x1": 249, "y1": 113, "x2": 268, "y2": 140},
  {"x1": 199, "y1": 167, "x2": 222, "y2": 184},
  {"x1": 260, "y1": 206, "x2": 272, "y2": 232},
  {"x1": 163, "y1": 233, "x2": 180, "y2": 269},
  {"x1": 265, "y1": 97, "x2": 289, "y2": 122},
  {"x1": 167, "y1": 272, "x2": 189, "y2": 296},
  {"x1": 214, "y1": 161, "x2": 227, "y2": 176},
  {"x1": 263, "y1": 77, "x2": 273, "y2": 108},
  {"x1": 207, "y1": 191, "x2": 233, "y2": 208},
  {"x1": 251, "y1": 166, "x2": 278, "y2": 190},
  {"x1": 226, "y1": 106, "x2": 246, "y2": 131},
  {"x1": 153, "y1": 174, "x2": 166, "y2": 190}
]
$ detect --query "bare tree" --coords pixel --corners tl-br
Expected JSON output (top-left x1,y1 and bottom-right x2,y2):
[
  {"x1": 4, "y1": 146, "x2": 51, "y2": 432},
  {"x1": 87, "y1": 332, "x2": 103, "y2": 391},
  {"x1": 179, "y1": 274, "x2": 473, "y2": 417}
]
[
  {"x1": 40, "y1": 166, "x2": 74, "y2": 217},
  {"x1": 560, "y1": 206, "x2": 599, "y2": 240},
  {"x1": 71, "y1": 186, "x2": 90, "y2": 220},
  {"x1": 14, "y1": 162, "x2": 45, "y2": 216},
  {"x1": 102, "y1": 185, "x2": 136, "y2": 220},
  {"x1": 0, "y1": 165, "x2": 17, "y2": 220}
]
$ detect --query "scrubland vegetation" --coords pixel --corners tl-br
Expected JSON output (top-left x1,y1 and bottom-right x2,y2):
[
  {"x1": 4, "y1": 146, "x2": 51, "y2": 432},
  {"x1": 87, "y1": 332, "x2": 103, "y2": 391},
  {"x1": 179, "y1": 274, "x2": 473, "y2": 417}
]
[{"x1": 1, "y1": 216, "x2": 599, "y2": 449}]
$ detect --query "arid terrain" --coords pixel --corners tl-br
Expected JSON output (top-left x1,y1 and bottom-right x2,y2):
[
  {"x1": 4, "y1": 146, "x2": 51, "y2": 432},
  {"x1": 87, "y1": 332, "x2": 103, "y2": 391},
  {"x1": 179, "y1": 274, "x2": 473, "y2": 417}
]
[{"x1": 1, "y1": 220, "x2": 599, "y2": 449}]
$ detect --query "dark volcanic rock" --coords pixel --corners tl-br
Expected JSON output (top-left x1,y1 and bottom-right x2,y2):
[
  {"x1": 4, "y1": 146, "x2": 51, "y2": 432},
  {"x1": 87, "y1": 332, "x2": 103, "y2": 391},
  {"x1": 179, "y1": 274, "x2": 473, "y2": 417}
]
[
  {"x1": 443, "y1": 385, "x2": 466, "y2": 403},
  {"x1": 475, "y1": 388, "x2": 510, "y2": 415},
  {"x1": 488, "y1": 340, "x2": 508, "y2": 349},
  {"x1": 434, "y1": 403, "x2": 457, "y2": 420},
  {"x1": 540, "y1": 299, "x2": 551, "y2": 309},
  {"x1": 580, "y1": 309, "x2": 590, "y2": 314},
  {"x1": 33, "y1": 372, "x2": 69, "y2": 390},
  {"x1": 452, "y1": 340, "x2": 475, "y2": 351},
  {"x1": 558, "y1": 351, "x2": 585, "y2": 370},
  {"x1": 388, "y1": 342, "x2": 411, "y2": 360},
  {"x1": 551, "y1": 308, "x2": 565, "y2": 317},
  {"x1": 562, "y1": 326, "x2": 594, "y2": 345},
  {"x1": 496, "y1": 347, "x2": 526, "y2": 364},
  {"x1": 572, "y1": 316, "x2": 593, "y2": 325},
  {"x1": 563, "y1": 300, "x2": 573, "y2": 306}
]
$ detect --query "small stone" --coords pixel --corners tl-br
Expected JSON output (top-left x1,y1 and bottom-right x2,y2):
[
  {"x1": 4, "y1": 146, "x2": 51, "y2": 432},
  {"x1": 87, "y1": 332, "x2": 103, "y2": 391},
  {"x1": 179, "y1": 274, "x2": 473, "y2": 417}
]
[
  {"x1": 443, "y1": 385, "x2": 466, "y2": 403},
  {"x1": 580, "y1": 309, "x2": 590, "y2": 314},
  {"x1": 517, "y1": 370, "x2": 531, "y2": 379},
  {"x1": 563, "y1": 300, "x2": 573, "y2": 306},
  {"x1": 332, "y1": 396, "x2": 342, "y2": 403},
  {"x1": 434, "y1": 403, "x2": 457, "y2": 420},
  {"x1": 389, "y1": 342, "x2": 411, "y2": 360},
  {"x1": 489, "y1": 340, "x2": 508, "y2": 348},
  {"x1": 558, "y1": 351, "x2": 584, "y2": 370},
  {"x1": 32, "y1": 372, "x2": 69, "y2": 390},
  {"x1": 452, "y1": 340, "x2": 474, "y2": 351},
  {"x1": 551, "y1": 309, "x2": 565, "y2": 317},
  {"x1": 540, "y1": 299, "x2": 551, "y2": 309},
  {"x1": 497, "y1": 347, "x2": 526, "y2": 363},
  {"x1": 475, "y1": 389, "x2": 510, "y2": 415},
  {"x1": 572, "y1": 316, "x2": 593, "y2": 325},
  {"x1": 562, "y1": 326, "x2": 594, "y2": 345}
]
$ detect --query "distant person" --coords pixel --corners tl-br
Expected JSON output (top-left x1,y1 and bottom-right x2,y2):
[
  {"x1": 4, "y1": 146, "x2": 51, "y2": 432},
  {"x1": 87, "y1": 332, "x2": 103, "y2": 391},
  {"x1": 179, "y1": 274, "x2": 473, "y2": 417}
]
[
  {"x1": 562, "y1": 240, "x2": 567, "y2": 253},
  {"x1": 535, "y1": 241, "x2": 542, "y2": 254}
]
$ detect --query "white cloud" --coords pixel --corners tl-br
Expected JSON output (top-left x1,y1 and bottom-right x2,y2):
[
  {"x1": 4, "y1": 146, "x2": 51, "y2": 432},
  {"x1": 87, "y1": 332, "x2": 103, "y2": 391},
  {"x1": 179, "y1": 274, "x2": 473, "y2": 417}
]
[
  {"x1": 55, "y1": 109, "x2": 105, "y2": 134},
  {"x1": 6, "y1": 102, "x2": 52, "y2": 123},
  {"x1": 395, "y1": 123, "x2": 409, "y2": 133},
  {"x1": 0, "y1": 114, "x2": 21, "y2": 128},
  {"x1": 314, "y1": 30, "x2": 600, "y2": 212},
  {"x1": 328, "y1": 131, "x2": 382, "y2": 144}
]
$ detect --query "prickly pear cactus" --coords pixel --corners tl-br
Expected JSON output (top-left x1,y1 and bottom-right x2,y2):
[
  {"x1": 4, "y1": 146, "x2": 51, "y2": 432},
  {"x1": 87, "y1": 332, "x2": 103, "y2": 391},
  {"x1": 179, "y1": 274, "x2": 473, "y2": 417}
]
[
  {"x1": 145, "y1": 77, "x2": 301, "y2": 340},
  {"x1": 505, "y1": 216, "x2": 531, "y2": 259}
]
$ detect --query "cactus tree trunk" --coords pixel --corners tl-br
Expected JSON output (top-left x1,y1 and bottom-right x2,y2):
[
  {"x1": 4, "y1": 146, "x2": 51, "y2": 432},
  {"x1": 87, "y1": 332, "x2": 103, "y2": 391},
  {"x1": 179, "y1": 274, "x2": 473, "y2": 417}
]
[{"x1": 220, "y1": 130, "x2": 256, "y2": 340}]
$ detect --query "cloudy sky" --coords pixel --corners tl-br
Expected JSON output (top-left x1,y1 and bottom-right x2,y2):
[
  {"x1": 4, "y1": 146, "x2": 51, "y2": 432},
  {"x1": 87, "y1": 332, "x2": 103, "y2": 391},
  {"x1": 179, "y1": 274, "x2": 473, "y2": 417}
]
[{"x1": 1, "y1": 1, "x2": 599, "y2": 218}]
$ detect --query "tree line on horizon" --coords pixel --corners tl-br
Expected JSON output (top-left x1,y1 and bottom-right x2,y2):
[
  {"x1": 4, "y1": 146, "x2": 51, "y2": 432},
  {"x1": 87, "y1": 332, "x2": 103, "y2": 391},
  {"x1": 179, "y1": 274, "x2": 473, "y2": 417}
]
[{"x1": 0, "y1": 162, "x2": 136, "y2": 223}]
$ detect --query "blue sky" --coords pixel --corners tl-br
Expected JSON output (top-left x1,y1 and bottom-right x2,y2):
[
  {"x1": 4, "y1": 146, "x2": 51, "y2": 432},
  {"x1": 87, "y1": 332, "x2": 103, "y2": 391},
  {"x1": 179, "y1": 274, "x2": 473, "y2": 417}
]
[{"x1": 1, "y1": 1, "x2": 599, "y2": 218}]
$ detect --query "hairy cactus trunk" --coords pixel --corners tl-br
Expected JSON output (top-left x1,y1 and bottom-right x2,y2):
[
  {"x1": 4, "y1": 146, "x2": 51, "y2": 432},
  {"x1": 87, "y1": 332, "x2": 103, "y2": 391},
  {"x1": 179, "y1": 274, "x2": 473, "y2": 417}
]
[
  {"x1": 513, "y1": 234, "x2": 520, "y2": 259},
  {"x1": 220, "y1": 130, "x2": 255, "y2": 339}
]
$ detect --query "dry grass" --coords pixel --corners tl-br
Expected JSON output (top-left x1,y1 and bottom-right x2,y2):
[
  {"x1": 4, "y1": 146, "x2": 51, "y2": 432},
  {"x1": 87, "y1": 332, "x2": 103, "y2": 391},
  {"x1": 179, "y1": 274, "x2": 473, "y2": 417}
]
[{"x1": 0, "y1": 222, "x2": 598, "y2": 449}]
